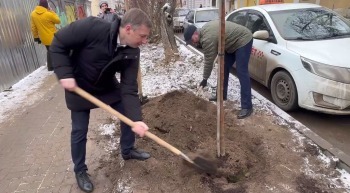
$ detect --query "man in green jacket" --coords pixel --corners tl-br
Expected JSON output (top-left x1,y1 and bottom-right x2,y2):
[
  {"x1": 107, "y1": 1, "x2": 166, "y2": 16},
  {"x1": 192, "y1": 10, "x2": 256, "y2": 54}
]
[{"x1": 184, "y1": 21, "x2": 253, "y2": 119}]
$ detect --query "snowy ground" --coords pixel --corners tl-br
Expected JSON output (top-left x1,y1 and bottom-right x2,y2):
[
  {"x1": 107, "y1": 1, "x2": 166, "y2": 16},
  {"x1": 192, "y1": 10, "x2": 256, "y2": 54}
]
[
  {"x1": 1, "y1": 43, "x2": 349, "y2": 191},
  {"x1": 0, "y1": 67, "x2": 52, "y2": 124}
]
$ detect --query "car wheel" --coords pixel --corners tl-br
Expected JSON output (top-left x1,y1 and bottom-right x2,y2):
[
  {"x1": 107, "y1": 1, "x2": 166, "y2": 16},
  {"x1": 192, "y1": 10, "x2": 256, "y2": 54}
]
[{"x1": 271, "y1": 71, "x2": 298, "y2": 111}]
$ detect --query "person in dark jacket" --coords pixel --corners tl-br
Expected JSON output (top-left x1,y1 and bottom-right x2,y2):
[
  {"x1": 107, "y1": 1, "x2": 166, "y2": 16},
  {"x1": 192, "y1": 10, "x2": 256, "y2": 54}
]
[
  {"x1": 97, "y1": 0, "x2": 118, "y2": 22},
  {"x1": 50, "y1": 8, "x2": 152, "y2": 193},
  {"x1": 184, "y1": 21, "x2": 253, "y2": 119}
]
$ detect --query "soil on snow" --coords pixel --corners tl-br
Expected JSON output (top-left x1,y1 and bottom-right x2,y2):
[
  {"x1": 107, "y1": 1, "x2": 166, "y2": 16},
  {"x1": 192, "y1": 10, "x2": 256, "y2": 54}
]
[{"x1": 99, "y1": 90, "x2": 346, "y2": 193}]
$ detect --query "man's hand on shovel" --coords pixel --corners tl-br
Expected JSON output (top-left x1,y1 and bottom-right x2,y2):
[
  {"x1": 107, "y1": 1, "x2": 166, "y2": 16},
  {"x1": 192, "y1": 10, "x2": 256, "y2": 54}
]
[
  {"x1": 132, "y1": 121, "x2": 149, "y2": 137},
  {"x1": 59, "y1": 78, "x2": 77, "y2": 91}
]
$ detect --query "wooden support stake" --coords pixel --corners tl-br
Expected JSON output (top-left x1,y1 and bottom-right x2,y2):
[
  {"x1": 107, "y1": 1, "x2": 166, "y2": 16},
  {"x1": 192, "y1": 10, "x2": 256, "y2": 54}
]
[{"x1": 217, "y1": 0, "x2": 226, "y2": 157}]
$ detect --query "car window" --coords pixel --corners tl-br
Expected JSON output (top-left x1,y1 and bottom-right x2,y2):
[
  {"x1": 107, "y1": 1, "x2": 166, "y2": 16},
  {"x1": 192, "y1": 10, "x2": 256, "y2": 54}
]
[
  {"x1": 226, "y1": 11, "x2": 247, "y2": 26},
  {"x1": 186, "y1": 10, "x2": 194, "y2": 21},
  {"x1": 174, "y1": 9, "x2": 190, "y2": 17},
  {"x1": 269, "y1": 8, "x2": 350, "y2": 40},
  {"x1": 195, "y1": 9, "x2": 219, "y2": 22},
  {"x1": 246, "y1": 13, "x2": 268, "y2": 33}
]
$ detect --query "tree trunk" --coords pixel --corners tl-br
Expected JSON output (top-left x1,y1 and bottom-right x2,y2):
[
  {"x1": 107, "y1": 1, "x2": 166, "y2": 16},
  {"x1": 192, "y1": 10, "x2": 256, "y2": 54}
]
[
  {"x1": 128, "y1": 0, "x2": 180, "y2": 64},
  {"x1": 128, "y1": 0, "x2": 162, "y2": 43},
  {"x1": 160, "y1": 1, "x2": 179, "y2": 64}
]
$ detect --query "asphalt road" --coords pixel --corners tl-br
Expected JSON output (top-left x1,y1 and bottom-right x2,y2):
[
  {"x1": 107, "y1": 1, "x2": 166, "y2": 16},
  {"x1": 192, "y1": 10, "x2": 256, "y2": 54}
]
[
  {"x1": 175, "y1": 33, "x2": 350, "y2": 156},
  {"x1": 250, "y1": 78, "x2": 350, "y2": 156}
]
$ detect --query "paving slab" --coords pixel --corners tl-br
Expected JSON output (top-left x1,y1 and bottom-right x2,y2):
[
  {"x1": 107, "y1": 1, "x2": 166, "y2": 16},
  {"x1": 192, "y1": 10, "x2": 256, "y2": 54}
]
[{"x1": 0, "y1": 74, "x2": 114, "y2": 192}]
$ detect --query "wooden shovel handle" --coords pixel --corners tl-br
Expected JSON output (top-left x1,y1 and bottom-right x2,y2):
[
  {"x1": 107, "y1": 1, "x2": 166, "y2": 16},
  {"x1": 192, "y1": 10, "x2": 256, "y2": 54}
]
[{"x1": 73, "y1": 87, "x2": 182, "y2": 156}]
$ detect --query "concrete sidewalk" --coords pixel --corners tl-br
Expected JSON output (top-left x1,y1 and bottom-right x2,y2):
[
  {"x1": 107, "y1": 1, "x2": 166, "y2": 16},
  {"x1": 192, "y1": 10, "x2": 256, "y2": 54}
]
[{"x1": 0, "y1": 74, "x2": 114, "y2": 193}]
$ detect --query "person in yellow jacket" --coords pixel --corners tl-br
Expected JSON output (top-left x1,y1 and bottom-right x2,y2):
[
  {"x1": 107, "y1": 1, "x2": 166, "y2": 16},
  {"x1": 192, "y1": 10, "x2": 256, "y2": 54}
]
[{"x1": 30, "y1": 0, "x2": 60, "y2": 71}]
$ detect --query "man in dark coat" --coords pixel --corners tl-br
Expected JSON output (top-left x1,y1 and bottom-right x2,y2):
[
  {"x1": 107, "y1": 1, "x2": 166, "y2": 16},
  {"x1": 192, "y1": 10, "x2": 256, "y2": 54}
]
[{"x1": 50, "y1": 8, "x2": 152, "y2": 193}]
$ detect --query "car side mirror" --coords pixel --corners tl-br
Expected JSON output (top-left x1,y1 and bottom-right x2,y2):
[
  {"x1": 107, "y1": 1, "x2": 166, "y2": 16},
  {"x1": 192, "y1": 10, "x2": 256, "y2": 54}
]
[
  {"x1": 253, "y1": 30, "x2": 269, "y2": 40},
  {"x1": 188, "y1": 19, "x2": 194, "y2": 23}
]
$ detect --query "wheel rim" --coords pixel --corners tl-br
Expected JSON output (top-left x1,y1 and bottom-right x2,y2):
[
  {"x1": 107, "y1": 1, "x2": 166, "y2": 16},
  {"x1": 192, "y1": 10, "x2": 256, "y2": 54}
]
[{"x1": 276, "y1": 79, "x2": 290, "y2": 104}]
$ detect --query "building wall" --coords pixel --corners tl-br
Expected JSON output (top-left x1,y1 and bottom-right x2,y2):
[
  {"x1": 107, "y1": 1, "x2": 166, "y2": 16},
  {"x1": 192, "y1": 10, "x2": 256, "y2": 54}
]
[
  {"x1": 183, "y1": 0, "x2": 214, "y2": 9},
  {"x1": 298, "y1": 0, "x2": 316, "y2": 4},
  {"x1": 90, "y1": 0, "x2": 100, "y2": 16},
  {"x1": 247, "y1": 0, "x2": 257, "y2": 6},
  {"x1": 319, "y1": 0, "x2": 350, "y2": 17}
]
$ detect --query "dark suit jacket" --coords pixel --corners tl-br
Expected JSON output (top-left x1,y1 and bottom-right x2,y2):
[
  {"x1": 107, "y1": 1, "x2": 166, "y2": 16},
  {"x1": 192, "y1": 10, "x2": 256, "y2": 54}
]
[{"x1": 50, "y1": 16, "x2": 142, "y2": 121}]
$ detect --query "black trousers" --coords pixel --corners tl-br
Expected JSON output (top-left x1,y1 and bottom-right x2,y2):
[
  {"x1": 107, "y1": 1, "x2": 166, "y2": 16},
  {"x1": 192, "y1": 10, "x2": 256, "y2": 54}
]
[{"x1": 70, "y1": 101, "x2": 135, "y2": 173}]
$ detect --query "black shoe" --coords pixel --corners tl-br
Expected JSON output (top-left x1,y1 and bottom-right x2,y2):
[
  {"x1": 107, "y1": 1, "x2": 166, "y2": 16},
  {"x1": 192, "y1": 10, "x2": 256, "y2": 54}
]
[
  {"x1": 209, "y1": 96, "x2": 227, "y2": 101},
  {"x1": 75, "y1": 171, "x2": 94, "y2": 193},
  {"x1": 237, "y1": 108, "x2": 253, "y2": 119},
  {"x1": 122, "y1": 148, "x2": 150, "y2": 160}
]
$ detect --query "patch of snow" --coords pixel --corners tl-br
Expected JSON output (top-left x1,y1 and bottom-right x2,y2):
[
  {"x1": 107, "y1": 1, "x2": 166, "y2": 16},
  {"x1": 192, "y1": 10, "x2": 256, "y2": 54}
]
[
  {"x1": 140, "y1": 43, "x2": 244, "y2": 104},
  {"x1": 317, "y1": 152, "x2": 350, "y2": 191},
  {"x1": 105, "y1": 141, "x2": 118, "y2": 152},
  {"x1": 99, "y1": 123, "x2": 120, "y2": 153},
  {"x1": 301, "y1": 150, "x2": 350, "y2": 192},
  {"x1": 265, "y1": 184, "x2": 276, "y2": 191},
  {"x1": 114, "y1": 178, "x2": 133, "y2": 193},
  {"x1": 337, "y1": 169, "x2": 350, "y2": 190},
  {"x1": 281, "y1": 184, "x2": 293, "y2": 192},
  {"x1": 99, "y1": 123, "x2": 116, "y2": 136},
  {"x1": 317, "y1": 151, "x2": 338, "y2": 166},
  {"x1": 0, "y1": 66, "x2": 52, "y2": 124}
]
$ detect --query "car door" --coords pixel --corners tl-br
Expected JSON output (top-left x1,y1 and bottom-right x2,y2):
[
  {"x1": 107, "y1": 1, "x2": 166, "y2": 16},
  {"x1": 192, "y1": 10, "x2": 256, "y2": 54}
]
[
  {"x1": 245, "y1": 10, "x2": 278, "y2": 85},
  {"x1": 227, "y1": 10, "x2": 267, "y2": 83},
  {"x1": 183, "y1": 10, "x2": 194, "y2": 30}
]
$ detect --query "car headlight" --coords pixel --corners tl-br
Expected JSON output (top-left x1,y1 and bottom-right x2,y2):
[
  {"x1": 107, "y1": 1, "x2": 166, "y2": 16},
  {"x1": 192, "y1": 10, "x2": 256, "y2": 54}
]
[{"x1": 301, "y1": 57, "x2": 350, "y2": 84}]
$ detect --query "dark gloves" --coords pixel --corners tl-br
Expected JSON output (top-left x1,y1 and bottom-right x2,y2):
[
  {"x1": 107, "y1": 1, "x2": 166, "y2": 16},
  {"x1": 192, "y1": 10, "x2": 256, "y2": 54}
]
[
  {"x1": 199, "y1": 79, "x2": 207, "y2": 88},
  {"x1": 140, "y1": 95, "x2": 149, "y2": 105},
  {"x1": 34, "y1": 38, "x2": 41, "y2": 44}
]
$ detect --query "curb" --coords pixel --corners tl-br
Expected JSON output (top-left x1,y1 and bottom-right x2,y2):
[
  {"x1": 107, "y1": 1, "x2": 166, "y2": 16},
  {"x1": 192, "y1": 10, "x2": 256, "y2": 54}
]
[{"x1": 175, "y1": 35, "x2": 350, "y2": 173}]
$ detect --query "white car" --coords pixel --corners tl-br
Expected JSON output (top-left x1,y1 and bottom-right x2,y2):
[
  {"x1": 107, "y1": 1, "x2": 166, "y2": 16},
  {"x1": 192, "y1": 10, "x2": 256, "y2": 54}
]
[
  {"x1": 183, "y1": 7, "x2": 219, "y2": 30},
  {"x1": 226, "y1": 3, "x2": 350, "y2": 115},
  {"x1": 173, "y1": 8, "x2": 190, "y2": 31}
]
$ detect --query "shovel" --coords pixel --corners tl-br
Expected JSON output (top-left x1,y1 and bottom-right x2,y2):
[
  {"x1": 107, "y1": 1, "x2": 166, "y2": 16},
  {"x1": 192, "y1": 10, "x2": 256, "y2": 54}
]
[{"x1": 73, "y1": 87, "x2": 216, "y2": 174}]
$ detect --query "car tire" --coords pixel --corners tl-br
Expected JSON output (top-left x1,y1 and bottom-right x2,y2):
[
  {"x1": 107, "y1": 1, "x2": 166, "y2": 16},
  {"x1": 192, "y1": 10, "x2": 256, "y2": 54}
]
[{"x1": 271, "y1": 71, "x2": 298, "y2": 111}]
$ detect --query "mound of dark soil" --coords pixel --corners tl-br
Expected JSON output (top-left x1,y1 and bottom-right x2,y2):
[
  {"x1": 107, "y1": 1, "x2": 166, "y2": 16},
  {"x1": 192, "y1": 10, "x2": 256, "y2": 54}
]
[{"x1": 100, "y1": 90, "x2": 345, "y2": 193}]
